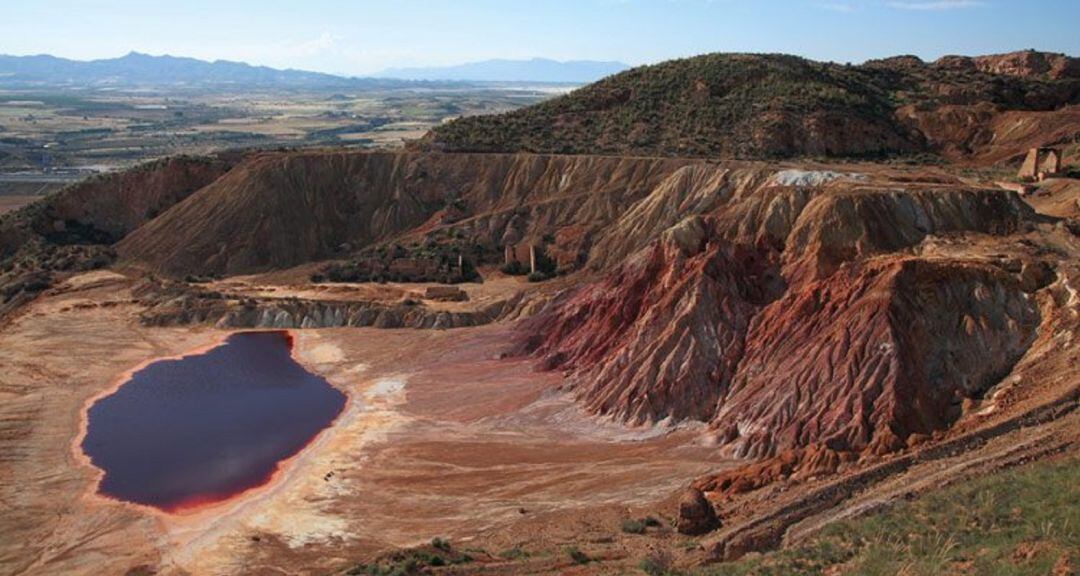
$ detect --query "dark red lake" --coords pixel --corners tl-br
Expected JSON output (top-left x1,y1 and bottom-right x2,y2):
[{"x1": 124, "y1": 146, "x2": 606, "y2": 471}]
[{"x1": 81, "y1": 331, "x2": 346, "y2": 512}]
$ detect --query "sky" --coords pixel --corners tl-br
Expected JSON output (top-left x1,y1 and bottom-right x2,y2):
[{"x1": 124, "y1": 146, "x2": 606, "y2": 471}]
[{"x1": 2, "y1": 0, "x2": 1078, "y2": 76}]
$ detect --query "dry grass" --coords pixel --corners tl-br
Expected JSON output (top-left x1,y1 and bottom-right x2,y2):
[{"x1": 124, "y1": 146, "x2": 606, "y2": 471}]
[{"x1": 697, "y1": 457, "x2": 1079, "y2": 576}]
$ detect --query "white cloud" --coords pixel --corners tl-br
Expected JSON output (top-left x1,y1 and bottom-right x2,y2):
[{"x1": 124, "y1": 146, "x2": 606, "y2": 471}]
[
  {"x1": 886, "y1": 0, "x2": 983, "y2": 10},
  {"x1": 293, "y1": 32, "x2": 342, "y2": 57}
]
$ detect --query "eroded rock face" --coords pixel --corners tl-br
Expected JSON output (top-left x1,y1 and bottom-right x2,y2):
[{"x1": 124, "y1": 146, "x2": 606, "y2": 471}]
[
  {"x1": 713, "y1": 258, "x2": 1039, "y2": 459},
  {"x1": 970, "y1": 50, "x2": 1080, "y2": 80},
  {"x1": 520, "y1": 177, "x2": 1046, "y2": 465},
  {"x1": 520, "y1": 225, "x2": 781, "y2": 424},
  {"x1": 0, "y1": 154, "x2": 240, "y2": 320},
  {"x1": 0, "y1": 154, "x2": 237, "y2": 257}
]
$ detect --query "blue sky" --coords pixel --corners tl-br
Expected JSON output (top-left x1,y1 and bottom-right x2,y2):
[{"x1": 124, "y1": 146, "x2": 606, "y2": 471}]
[{"x1": 2, "y1": 0, "x2": 1078, "y2": 75}]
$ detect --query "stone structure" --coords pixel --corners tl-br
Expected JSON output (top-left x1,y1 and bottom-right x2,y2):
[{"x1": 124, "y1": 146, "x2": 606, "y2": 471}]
[
  {"x1": 1018, "y1": 147, "x2": 1063, "y2": 182},
  {"x1": 504, "y1": 243, "x2": 540, "y2": 274}
]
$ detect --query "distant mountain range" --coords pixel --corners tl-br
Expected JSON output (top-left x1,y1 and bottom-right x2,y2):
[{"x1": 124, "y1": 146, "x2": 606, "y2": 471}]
[
  {"x1": 0, "y1": 52, "x2": 626, "y2": 90},
  {"x1": 0, "y1": 52, "x2": 414, "y2": 91},
  {"x1": 377, "y1": 58, "x2": 630, "y2": 83}
]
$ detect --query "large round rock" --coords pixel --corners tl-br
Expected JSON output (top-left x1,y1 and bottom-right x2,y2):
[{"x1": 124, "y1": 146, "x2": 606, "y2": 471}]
[{"x1": 678, "y1": 487, "x2": 720, "y2": 535}]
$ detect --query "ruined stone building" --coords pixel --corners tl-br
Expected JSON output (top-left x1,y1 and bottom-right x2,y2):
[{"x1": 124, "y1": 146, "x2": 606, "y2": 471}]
[{"x1": 1018, "y1": 147, "x2": 1063, "y2": 181}]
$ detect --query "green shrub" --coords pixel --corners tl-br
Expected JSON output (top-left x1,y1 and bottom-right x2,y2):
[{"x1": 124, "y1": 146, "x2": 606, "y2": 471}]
[
  {"x1": 497, "y1": 546, "x2": 528, "y2": 560},
  {"x1": 500, "y1": 260, "x2": 526, "y2": 275},
  {"x1": 566, "y1": 546, "x2": 590, "y2": 564},
  {"x1": 639, "y1": 549, "x2": 677, "y2": 576},
  {"x1": 431, "y1": 537, "x2": 450, "y2": 551}
]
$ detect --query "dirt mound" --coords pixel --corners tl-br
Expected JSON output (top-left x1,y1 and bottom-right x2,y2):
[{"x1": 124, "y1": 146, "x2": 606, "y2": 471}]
[{"x1": 0, "y1": 154, "x2": 236, "y2": 255}]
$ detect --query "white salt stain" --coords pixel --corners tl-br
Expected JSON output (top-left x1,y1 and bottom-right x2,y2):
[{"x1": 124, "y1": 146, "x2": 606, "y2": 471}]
[
  {"x1": 366, "y1": 376, "x2": 406, "y2": 400},
  {"x1": 170, "y1": 368, "x2": 412, "y2": 571},
  {"x1": 346, "y1": 363, "x2": 370, "y2": 375},
  {"x1": 304, "y1": 342, "x2": 345, "y2": 364},
  {"x1": 771, "y1": 169, "x2": 866, "y2": 187}
]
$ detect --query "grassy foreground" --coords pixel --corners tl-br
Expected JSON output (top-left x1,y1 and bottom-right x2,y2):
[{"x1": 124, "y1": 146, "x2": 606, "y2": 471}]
[{"x1": 693, "y1": 457, "x2": 1078, "y2": 576}]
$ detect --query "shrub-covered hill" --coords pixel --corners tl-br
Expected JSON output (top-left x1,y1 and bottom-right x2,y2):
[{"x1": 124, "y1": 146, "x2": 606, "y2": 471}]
[{"x1": 424, "y1": 51, "x2": 1080, "y2": 160}]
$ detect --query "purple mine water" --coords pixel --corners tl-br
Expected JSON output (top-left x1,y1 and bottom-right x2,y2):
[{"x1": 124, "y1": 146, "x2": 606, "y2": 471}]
[{"x1": 81, "y1": 331, "x2": 346, "y2": 512}]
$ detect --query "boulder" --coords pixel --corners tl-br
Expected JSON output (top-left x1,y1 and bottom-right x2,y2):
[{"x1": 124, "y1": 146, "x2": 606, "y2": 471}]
[
  {"x1": 423, "y1": 285, "x2": 468, "y2": 302},
  {"x1": 677, "y1": 487, "x2": 720, "y2": 535}
]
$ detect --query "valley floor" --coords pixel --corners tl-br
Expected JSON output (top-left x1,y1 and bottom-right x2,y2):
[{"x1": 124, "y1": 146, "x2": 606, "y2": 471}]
[
  {"x1": 1, "y1": 262, "x2": 1076, "y2": 576},
  {"x1": 0, "y1": 270, "x2": 731, "y2": 575}
]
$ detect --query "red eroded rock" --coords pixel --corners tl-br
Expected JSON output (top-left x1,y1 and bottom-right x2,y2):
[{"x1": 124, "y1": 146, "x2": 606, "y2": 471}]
[
  {"x1": 693, "y1": 444, "x2": 854, "y2": 498},
  {"x1": 712, "y1": 258, "x2": 1039, "y2": 459},
  {"x1": 520, "y1": 217, "x2": 782, "y2": 424}
]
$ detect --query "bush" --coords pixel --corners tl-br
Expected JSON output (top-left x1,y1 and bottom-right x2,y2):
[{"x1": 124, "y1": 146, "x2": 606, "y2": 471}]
[
  {"x1": 621, "y1": 519, "x2": 647, "y2": 534},
  {"x1": 431, "y1": 537, "x2": 451, "y2": 551},
  {"x1": 566, "y1": 546, "x2": 590, "y2": 565},
  {"x1": 497, "y1": 546, "x2": 528, "y2": 560},
  {"x1": 639, "y1": 549, "x2": 675, "y2": 576},
  {"x1": 533, "y1": 250, "x2": 557, "y2": 277},
  {"x1": 500, "y1": 260, "x2": 526, "y2": 275}
]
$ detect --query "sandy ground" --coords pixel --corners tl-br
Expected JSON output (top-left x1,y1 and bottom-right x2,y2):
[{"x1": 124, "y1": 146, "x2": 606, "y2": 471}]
[{"x1": 0, "y1": 270, "x2": 729, "y2": 576}]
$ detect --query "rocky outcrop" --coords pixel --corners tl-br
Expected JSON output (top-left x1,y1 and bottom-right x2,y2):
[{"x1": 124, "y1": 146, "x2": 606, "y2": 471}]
[{"x1": 967, "y1": 50, "x2": 1080, "y2": 80}]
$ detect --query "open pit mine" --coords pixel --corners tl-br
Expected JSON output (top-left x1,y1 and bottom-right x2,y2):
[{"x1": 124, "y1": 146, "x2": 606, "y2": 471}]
[{"x1": 0, "y1": 51, "x2": 1078, "y2": 575}]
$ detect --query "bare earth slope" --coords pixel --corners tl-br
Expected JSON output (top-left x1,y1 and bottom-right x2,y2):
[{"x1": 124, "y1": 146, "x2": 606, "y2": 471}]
[{"x1": 118, "y1": 151, "x2": 716, "y2": 276}]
